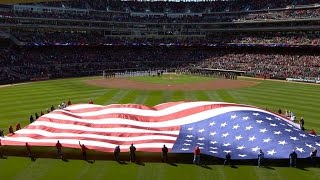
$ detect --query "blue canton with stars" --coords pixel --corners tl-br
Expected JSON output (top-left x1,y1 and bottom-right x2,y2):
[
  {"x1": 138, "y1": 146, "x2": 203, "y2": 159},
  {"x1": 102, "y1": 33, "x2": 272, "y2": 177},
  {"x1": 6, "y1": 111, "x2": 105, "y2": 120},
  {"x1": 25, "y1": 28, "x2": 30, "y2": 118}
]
[{"x1": 171, "y1": 110, "x2": 320, "y2": 159}]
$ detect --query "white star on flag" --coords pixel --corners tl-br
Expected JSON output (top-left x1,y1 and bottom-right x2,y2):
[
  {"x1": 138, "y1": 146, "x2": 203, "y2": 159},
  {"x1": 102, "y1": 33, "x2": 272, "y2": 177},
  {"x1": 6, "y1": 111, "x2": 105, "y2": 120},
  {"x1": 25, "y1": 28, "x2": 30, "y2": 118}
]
[
  {"x1": 316, "y1": 142, "x2": 320, "y2": 147},
  {"x1": 230, "y1": 115, "x2": 237, "y2": 119},
  {"x1": 237, "y1": 146, "x2": 245, "y2": 150},
  {"x1": 305, "y1": 143, "x2": 313, "y2": 148},
  {"x1": 242, "y1": 116, "x2": 249, "y2": 120},
  {"x1": 238, "y1": 154, "x2": 247, "y2": 157},
  {"x1": 274, "y1": 131, "x2": 282, "y2": 135},
  {"x1": 245, "y1": 126, "x2": 253, "y2": 130},
  {"x1": 223, "y1": 143, "x2": 231, "y2": 147},
  {"x1": 284, "y1": 129, "x2": 292, "y2": 132},
  {"x1": 197, "y1": 143, "x2": 204, "y2": 146},
  {"x1": 233, "y1": 124, "x2": 240, "y2": 129},
  {"x1": 287, "y1": 124, "x2": 293, "y2": 127},
  {"x1": 270, "y1": 123, "x2": 278, "y2": 127},
  {"x1": 183, "y1": 143, "x2": 191, "y2": 146},
  {"x1": 220, "y1": 122, "x2": 227, "y2": 127},
  {"x1": 259, "y1": 128, "x2": 268, "y2": 133},
  {"x1": 222, "y1": 132, "x2": 229, "y2": 137},
  {"x1": 296, "y1": 147, "x2": 305, "y2": 153},
  {"x1": 253, "y1": 113, "x2": 260, "y2": 116},
  {"x1": 210, "y1": 151, "x2": 218, "y2": 154},
  {"x1": 187, "y1": 127, "x2": 193, "y2": 131},
  {"x1": 263, "y1": 138, "x2": 271, "y2": 143},
  {"x1": 210, "y1": 141, "x2": 217, "y2": 145},
  {"x1": 197, "y1": 137, "x2": 205, "y2": 141},
  {"x1": 209, "y1": 131, "x2": 217, "y2": 136},
  {"x1": 267, "y1": 149, "x2": 276, "y2": 155},
  {"x1": 290, "y1": 136, "x2": 299, "y2": 141},
  {"x1": 198, "y1": 129, "x2": 205, "y2": 133},
  {"x1": 256, "y1": 120, "x2": 263, "y2": 123},
  {"x1": 299, "y1": 134, "x2": 307, "y2": 137},
  {"x1": 251, "y1": 146, "x2": 260, "y2": 152},
  {"x1": 199, "y1": 147, "x2": 204, "y2": 149},
  {"x1": 266, "y1": 117, "x2": 273, "y2": 121},
  {"x1": 279, "y1": 123, "x2": 287, "y2": 126},
  {"x1": 223, "y1": 150, "x2": 232, "y2": 153},
  {"x1": 209, "y1": 122, "x2": 215, "y2": 126},
  {"x1": 210, "y1": 147, "x2": 218, "y2": 149},
  {"x1": 248, "y1": 136, "x2": 256, "y2": 141},
  {"x1": 278, "y1": 140, "x2": 288, "y2": 145},
  {"x1": 186, "y1": 135, "x2": 193, "y2": 138},
  {"x1": 181, "y1": 148, "x2": 189, "y2": 151},
  {"x1": 235, "y1": 135, "x2": 243, "y2": 140},
  {"x1": 185, "y1": 139, "x2": 192, "y2": 142}
]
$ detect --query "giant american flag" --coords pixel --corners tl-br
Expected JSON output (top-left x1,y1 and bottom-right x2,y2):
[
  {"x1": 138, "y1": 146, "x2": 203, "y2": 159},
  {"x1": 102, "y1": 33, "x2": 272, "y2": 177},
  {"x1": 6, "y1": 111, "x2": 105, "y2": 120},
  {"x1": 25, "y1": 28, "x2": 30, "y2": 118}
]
[{"x1": 1, "y1": 101, "x2": 319, "y2": 159}]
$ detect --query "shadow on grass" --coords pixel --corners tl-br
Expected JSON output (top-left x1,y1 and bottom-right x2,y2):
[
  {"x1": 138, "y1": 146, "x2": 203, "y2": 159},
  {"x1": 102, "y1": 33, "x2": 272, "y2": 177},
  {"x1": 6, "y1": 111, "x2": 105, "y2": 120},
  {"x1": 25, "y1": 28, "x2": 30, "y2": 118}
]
[
  {"x1": 0, "y1": 156, "x2": 8, "y2": 159},
  {"x1": 263, "y1": 166, "x2": 275, "y2": 170},
  {"x1": 230, "y1": 164, "x2": 238, "y2": 169},
  {"x1": 166, "y1": 161, "x2": 178, "y2": 167},
  {"x1": 86, "y1": 159, "x2": 95, "y2": 164},
  {"x1": 62, "y1": 158, "x2": 69, "y2": 162},
  {"x1": 296, "y1": 166, "x2": 309, "y2": 171},
  {"x1": 135, "y1": 160, "x2": 145, "y2": 166},
  {"x1": 117, "y1": 160, "x2": 128, "y2": 165},
  {"x1": 198, "y1": 164, "x2": 212, "y2": 170}
]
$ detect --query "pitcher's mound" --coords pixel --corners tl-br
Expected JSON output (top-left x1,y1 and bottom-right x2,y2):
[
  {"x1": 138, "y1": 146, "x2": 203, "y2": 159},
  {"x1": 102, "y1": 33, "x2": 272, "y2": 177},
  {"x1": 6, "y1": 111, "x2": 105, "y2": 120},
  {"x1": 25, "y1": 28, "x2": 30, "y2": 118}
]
[{"x1": 86, "y1": 78, "x2": 258, "y2": 91}]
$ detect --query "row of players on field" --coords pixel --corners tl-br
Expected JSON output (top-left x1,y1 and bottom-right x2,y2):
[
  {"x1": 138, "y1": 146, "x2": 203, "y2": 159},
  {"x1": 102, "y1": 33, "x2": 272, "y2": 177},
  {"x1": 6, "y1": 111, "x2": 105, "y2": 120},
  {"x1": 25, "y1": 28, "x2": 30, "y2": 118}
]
[
  {"x1": 0, "y1": 140, "x2": 317, "y2": 167},
  {"x1": 1, "y1": 102, "x2": 317, "y2": 138}
]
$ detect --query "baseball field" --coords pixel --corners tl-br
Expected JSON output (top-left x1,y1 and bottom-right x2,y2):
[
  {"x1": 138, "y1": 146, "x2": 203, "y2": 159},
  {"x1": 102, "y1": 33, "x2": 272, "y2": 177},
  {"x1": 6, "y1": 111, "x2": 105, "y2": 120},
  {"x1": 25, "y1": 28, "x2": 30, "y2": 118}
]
[{"x1": 0, "y1": 74, "x2": 319, "y2": 179}]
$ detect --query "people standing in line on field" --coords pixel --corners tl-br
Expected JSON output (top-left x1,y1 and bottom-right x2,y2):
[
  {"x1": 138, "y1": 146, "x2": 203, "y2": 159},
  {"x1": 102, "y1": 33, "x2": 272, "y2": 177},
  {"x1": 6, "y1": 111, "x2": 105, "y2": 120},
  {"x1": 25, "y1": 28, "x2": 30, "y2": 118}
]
[
  {"x1": 30, "y1": 115, "x2": 34, "y2": 123},
  {"x1": 161, "y1": 144, "x2": 168, "y2": 162},
  {"x1": 35, "y1": 113, "x2": 39, "y2": 120},
  {"x1": 8, "y1": 125, "x2": 14, "y2": 134},
  {"x1": 40, "y1": 111, "x2": 44, "y2": 116},
  {"x1": 89, "y1": 100, "x2": 94, "y2": 104},
  {"x1": 50, "y1": 105, "x2": 55, "y2": 111},
  {"x1": 129, "y1": 143, "x2": 136, "y2": 162},
  {"x1": 46, "y1": 108, "x2": 50, "y2": 113},
  {"x1": 310, "y1": 148, "x2": 317, "y2": 167},
  {"x1": 193, "y1": 146, "x2": 200, "y2": 165},
  {"x1": 15, "y1": 122, "x2": 21, "y2": 131},
  {"x1": 114, "y1": 145, "x2": 120, "y2": 161},
  {"x1": 79, "y1": 141, "x2": 88, "y2": 160},
  {"x1": 299, "y1": 117, "x2": 305, "y2": 130},
  {"x1": 289, "y1": 150, "x2": 297, "y2": 167},
  {"x1": 67, "y1": 99, "x2": 72, "y2": 106},
  {"x1": 278, "y1": 108, "x2": 282, "y2": 114},
  {"x1": 258, "y1": 149, "x2": 264, "y2": 167},
  {"x1": 0, "y1": 139, "x2": 3, "y2": 158},
  {"x1": 25, "y1": 142, "x2": 33, "y2": 158},
  {"x1": 56, "y1": 140, "x2": 62, "y2": 159},
  {"x1": 224, "y1": 152, "x2": 231, "y2": 166},
  {"x1": 0, "y1": 129, "x2": 4, "y2": 137}
]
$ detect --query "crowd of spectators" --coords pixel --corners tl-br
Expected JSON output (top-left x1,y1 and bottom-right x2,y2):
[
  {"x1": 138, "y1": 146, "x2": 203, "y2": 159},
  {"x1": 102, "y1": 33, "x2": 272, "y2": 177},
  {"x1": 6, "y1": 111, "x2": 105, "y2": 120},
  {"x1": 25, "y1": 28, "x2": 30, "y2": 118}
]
[
  {"x1": 196, "y1": 51, "x2": 320, "y2": 79},
  {"x1": 8, "y1": 29, "x2": 320, "y2": 46},
  {"x1": 236, "y1": 8, "x2": 320, "y2": 21},
  {"x1": 1, "y1": 46, "x2": 320, "y2": 84},
  {"x1": 24, "y1": 0, "x2": 320, "y2": 13}
]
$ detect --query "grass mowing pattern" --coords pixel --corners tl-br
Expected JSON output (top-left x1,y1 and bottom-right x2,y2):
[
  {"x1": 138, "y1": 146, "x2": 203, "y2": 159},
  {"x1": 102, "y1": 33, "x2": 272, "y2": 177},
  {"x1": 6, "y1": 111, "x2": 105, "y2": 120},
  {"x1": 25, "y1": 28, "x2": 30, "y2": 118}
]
[
  {"x1": 129, "y1": 74, "x2": 214, "y2": 84},
  {"x1": 0, "y1": 76, "x2": 319, "y2": 180}
]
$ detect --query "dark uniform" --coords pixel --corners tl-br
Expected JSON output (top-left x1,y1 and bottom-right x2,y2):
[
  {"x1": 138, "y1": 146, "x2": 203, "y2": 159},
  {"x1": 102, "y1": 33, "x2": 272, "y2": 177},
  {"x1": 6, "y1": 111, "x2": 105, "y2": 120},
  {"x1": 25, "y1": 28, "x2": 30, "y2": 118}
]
[
  {"x1": 56, "y1": 141, "x2": 62, "y2": 159},
  {"x1": 129, "y1": 144, "x2": 136, "y2": 162},
  {"x1": 299, "y1": 118, "x2": 305, "y2": 130},
  {"x1": 0, "y1": 139, "x2": 3, "y2": 157},
  {"x1": 35, "y1": 113, "x2": 39, "y2": 120},
  {"x1": 162, "y1": 145, "x2": 168, "y2": 162},
  {"x1": 289, "y1": 150, "x2": 297, "y2": 167},
  {"x1": 114, "y1": 146, "x2": 120, "y2": 161},
  {"x1": 310, "y1": 148, "x2": 317, "y2": 167},
  {"x1": 79, "y1": 141, "x2": 88, "y2": 160},
  {"x1": 30, "y1": 115, "x2": 34, "y2": 123},
  {"x1": 224, "y1": 153, "x2": 231, "y2": 166}
]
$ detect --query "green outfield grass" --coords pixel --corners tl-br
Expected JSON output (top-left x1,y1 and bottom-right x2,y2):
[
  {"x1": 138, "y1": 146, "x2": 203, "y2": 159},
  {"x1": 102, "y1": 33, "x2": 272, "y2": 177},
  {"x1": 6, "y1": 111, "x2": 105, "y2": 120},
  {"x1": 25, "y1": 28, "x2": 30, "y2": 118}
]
[
  {"x1": 0, "y1": 75, "x2": 319, "y2": 180},
  {"x1": 129, "y1": 74, "x2": 214, "y2": 84}
]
